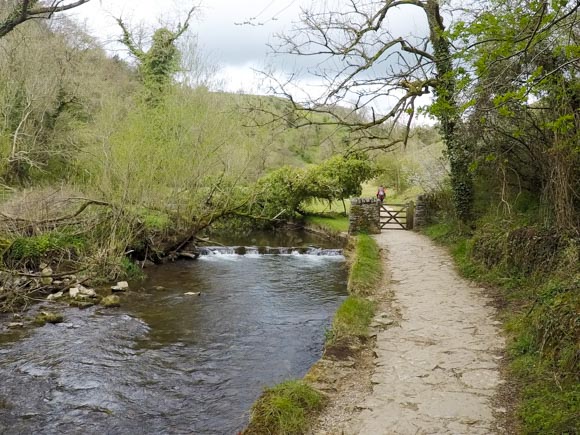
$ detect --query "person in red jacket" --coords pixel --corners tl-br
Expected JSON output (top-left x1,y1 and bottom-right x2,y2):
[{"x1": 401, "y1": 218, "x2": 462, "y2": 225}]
[{"x1": 376, "y1": 185, "x2": 386, "y2": 203}]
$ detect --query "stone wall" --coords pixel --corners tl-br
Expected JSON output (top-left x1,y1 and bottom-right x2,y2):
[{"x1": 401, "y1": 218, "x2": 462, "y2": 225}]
[
  {"x1": 349, "y1": 198, "x2": 381, "y2": 234},
  {"x1": 413, "y1": 194, "x2": 428, "y2": 230}
]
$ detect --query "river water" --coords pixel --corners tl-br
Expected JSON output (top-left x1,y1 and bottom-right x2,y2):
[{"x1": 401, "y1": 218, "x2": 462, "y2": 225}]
[{"x1": 0, "y1": 232, "x2": 347, "y2": 434}]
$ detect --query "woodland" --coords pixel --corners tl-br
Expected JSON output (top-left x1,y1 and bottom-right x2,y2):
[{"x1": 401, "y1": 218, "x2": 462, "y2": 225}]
[{"x1": 0, "y1": 0, "x2": 578, "y2": 433}]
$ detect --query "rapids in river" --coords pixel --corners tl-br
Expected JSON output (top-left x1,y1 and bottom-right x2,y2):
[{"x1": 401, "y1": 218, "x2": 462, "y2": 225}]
[{"x1": 0, "y1": 231, "x2": 347, "y2": 434}]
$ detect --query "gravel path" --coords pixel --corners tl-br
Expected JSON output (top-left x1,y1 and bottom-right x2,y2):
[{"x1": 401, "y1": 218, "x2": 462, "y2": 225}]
[{"x1": 341, "y1": 230, "x2": 506, "y2": 434}]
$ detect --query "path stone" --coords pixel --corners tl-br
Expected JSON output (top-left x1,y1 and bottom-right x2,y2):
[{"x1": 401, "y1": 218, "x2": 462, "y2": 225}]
[{"x1": 341, "y1": 230, "x2": 504, "y2": 435}]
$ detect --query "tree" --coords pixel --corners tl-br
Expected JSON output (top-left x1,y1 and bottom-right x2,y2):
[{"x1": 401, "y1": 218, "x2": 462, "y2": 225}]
[
  {"x1": 266, "y1": 0, "x2": 474, "y2": 221},
  {"x1": 461, "y1": 0, "x2": 579, "y2": 231},
  {"x1": 0, "y1": 0, "x2": 91, "y2": 38},
  {"x1": 115, "y1": 6, "x2": 197, "y2": 104},
  {"x1": 0, "y1": 14, "x2": 132, "y2": 184}
]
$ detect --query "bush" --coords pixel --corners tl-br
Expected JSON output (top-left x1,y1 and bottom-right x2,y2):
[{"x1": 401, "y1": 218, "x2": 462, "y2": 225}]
[
  {"x1": 506, "y1": 227, "x2": 563, "y2": 275},
  {"x1": 4, "y1": 232, "x2": 85, "y2": 268}
]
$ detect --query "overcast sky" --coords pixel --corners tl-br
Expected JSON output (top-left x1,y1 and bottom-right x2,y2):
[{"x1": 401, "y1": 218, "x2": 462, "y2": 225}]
[
  {"x1": 66, "y1": 0, "x2": 432, "y2": 121},
  {"x1": 66, "y1": 0, "x2": 311, "y2": 92}
]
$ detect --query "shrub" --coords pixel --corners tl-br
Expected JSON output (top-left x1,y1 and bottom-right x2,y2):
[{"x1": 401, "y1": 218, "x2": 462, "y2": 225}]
[{"x1": 4, "y1": 232, "x2": 85, "y2": 268}]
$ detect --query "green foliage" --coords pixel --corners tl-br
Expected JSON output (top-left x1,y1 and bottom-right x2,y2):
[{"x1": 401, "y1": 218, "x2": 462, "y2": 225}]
[
  {"x1": 306, "y1": 153, "x2": 378, "y2": 202},
  {"x1": 255, "y1": 166, "x2": 310, "y2": 218},
  {"x1": 254, "y1": 155, "x2": 377, "y2": 219},
  {"x1": 119, "y1": 257, "x2": 145, "y2": 281},
  {"x1": 519, "y1": 383, "x2": 580, "y2": 434},
  {"x1": 134, "y1": 208, "x2": 171, "y2": 232},
  {"x1": 245, "y1": 380, "x2": 325, "y2": 435},
  {"x1": 460, "y1": 0, "x2": 580, "y2": 230},
  {"x1": 4, "y1": 232, "x2": 85, "y2": 267}
]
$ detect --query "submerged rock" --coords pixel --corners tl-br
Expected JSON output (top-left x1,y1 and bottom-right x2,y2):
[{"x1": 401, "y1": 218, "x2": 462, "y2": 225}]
[
  {"x1": 35, "y1": 312, "x2": 64, "y2": 326},
  {"x1": 69, "y1": 300, "x2": 96, "y2": 309},
  {"x1": 101, "y1": 295, "x2": 121, "y2": 308}
]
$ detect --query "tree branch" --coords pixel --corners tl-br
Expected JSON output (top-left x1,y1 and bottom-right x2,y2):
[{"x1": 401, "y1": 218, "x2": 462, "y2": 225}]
[{"x1": 0, "y1": 0, "x2": 92, "y2": 38}]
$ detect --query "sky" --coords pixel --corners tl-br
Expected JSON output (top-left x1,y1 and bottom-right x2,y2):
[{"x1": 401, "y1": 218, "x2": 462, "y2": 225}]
[
  {"x1": 66, "y1": 0, "x2": 432, "y2": 121},
  {"x1": 66, "y1": 0, "x2": 310, "y2": 93}
]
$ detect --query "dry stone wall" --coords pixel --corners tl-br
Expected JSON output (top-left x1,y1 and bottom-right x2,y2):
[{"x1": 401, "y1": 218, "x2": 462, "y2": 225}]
[{"x1": 349, "y1": 198, "x2": 381, "y2": 235}]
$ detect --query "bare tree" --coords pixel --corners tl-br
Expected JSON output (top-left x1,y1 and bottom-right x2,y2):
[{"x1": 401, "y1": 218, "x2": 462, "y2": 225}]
[
  {"x1": 0, "y1": 0, "x2": 92, "y2": 38},
  {"x1": 264, "y1": 0, "x2": 474, "y2": 221}
]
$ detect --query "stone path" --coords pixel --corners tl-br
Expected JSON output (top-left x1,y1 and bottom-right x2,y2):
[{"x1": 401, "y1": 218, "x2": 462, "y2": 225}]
[{"x1": 343, "y1": 230, "x2": 505, "y2": 434}]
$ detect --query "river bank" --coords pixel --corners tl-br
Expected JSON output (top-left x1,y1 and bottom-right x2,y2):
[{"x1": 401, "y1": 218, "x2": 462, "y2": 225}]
[
  {"x1": 244, "y1": 232, "x2": 384, "y2": 434},
  {"x1": 0, "y1": 229, "x2": 348, "y2": 434}
]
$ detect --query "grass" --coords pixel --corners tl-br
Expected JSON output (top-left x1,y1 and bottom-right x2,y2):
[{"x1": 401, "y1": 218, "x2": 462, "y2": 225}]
[
  {"x1": 244, "y1": 380, "x2": 325, "y2": 435},
  {"x1": 120, "y1": 257, "x2": 145, "y2": 281},
  {"x1": 304, "y1": 214, "x2": 349, "y2": 233},
  {"x1": 347, "y1": 234, "x2": 383, "y2": 295},
  {"x1": 329, "y1": 295, "x2": 376, "y2": 342},
  {"x1": 326, "y1": 234, "x2": 381, "y2": 344}
]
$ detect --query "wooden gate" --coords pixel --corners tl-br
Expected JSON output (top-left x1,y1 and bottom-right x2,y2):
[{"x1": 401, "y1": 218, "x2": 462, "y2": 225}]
[{"x1": 380, "y1": 203, "x2": 414, "y2": 230}]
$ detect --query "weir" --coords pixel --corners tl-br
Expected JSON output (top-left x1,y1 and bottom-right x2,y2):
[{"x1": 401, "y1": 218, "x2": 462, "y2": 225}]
[{"x1": 198, "y1": 246, "x2": 344, "y2": 256}]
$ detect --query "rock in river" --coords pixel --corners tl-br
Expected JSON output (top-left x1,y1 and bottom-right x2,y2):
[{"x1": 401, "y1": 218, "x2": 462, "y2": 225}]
[{"x1": 111, "y1": 281, "x2": 129, "y2": 292}]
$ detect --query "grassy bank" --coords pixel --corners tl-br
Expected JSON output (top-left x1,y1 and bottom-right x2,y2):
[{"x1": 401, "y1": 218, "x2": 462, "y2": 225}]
[
  {"x1": 423, "y1": 218, "x2": 579, "y2": 434},
  {"x1": 244, "y1": 233, "x2": 383, "y2": 434},
  {"x1": 303, "y1": 214, "x2": 349, "y2": 233},
  {"x1": 244, "y1": 381, "x2": 326, "y2": 435}
]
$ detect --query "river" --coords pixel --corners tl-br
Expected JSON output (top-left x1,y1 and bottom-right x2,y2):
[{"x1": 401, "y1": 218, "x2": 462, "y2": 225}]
[{"x1": 0, "y1": 231, "x2": 347, "y2": 434}]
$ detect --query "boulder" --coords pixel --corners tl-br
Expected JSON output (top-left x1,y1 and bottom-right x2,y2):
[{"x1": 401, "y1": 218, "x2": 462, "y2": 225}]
[
  {"x1": 47, "y1": 291, "x2": 64, "y2": 301},
  {"x1": 111, "y1": 281, "x2": 129, "y2": 292},
  {"x1": 100, "y1": 295, "x2": 121, "y2": 308},
  {"x1": 78, "y1": 286, "x2": 97, "y2": 298},
  {"x1": 184, "y1": 292, "x2": 201, "y2": 296},
  {"x1": 69, "y1": 287, "x2": 80, "y2": 298}
]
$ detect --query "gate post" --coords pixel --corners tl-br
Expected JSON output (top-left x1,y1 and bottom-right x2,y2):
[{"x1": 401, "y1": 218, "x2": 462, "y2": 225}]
[
  {"x1": 406, "y1": 201, "x2": 415, "y2": 230},
  {"x1": 413, "y1": 195, "x2": 427, "y2": 230},
  {"x1": 349, "y1": 198, "x2": 381, "y2": 234}
]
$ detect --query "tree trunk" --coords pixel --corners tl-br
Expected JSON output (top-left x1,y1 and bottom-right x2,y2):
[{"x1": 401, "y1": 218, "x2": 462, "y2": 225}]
[{"x1": 425, "y1": 0, "x2": 474, "y2": 222}]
